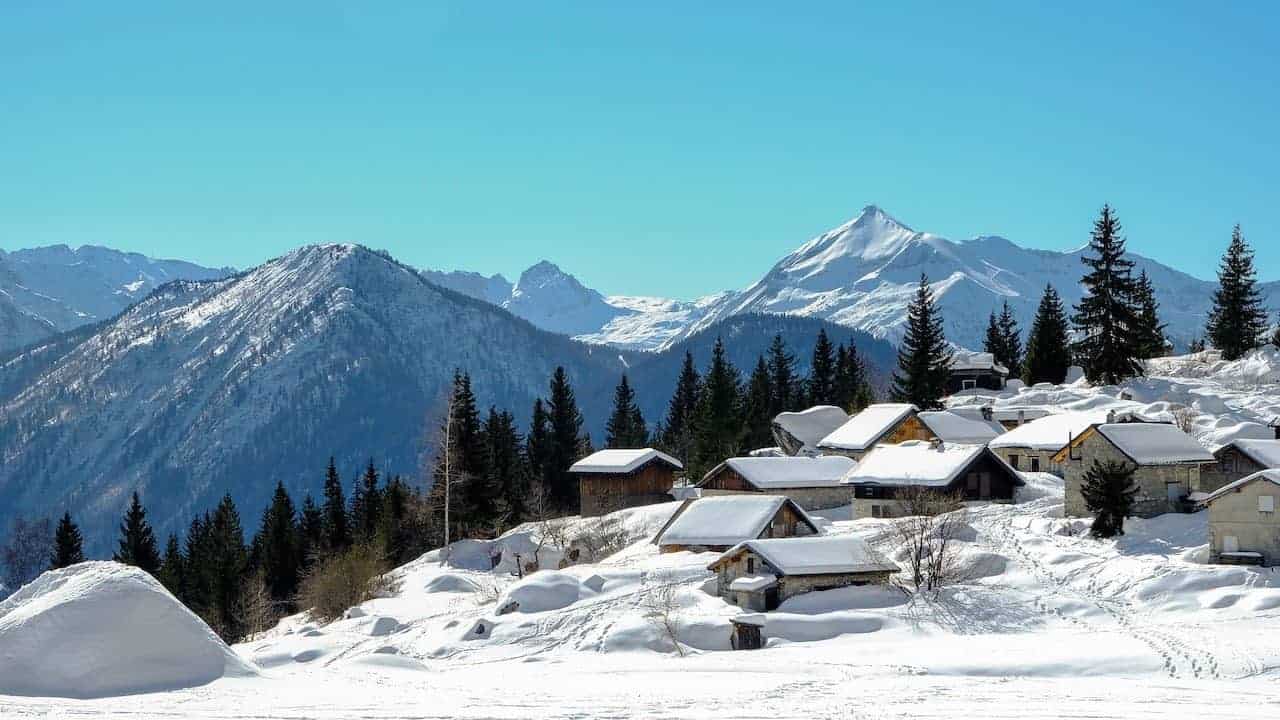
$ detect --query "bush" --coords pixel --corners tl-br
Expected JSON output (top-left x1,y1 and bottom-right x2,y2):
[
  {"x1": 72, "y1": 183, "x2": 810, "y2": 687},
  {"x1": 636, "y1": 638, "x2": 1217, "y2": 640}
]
[{"x1": 296, "y1": 543, "x2": 399, "y2": 622}]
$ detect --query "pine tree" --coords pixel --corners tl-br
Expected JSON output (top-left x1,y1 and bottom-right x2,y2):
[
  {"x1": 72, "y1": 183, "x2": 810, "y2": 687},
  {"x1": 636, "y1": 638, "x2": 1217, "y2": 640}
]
[
  {"x1": 182, "y1": 513, "x2": 214, "y2": 614},
  {"x1": 379, "y1": 475, "x2": 414, "y2": 564},
  {"x1": 1071, "y1": 205, "x2": 1143, "y2": 384},
  {"x1": 482, "y1": 409, "x2": 525, "y2": 529},
  {"x1": 833, "y1": 342, "x2": 872, "y2": 412},
  {"x1": 50, "y1": 511, "x2": 85, "y2": 569},
  {"x1": 113, "y1": 492, "x2": 162, "y2": 574},
  {"x1": 741, "y1": 355, "x2": 774, "y2": 451},
  {"x1": 766, "y1": 334, "x2": 800, "y2": 417},
  {"x1": 1131, "y1": 270, "x2": 1168, "y2": 359},
  {"x1": 807, "y1": 328, "x2": 836, "y2": 406},
  {"x1": 205, "y1": 494, "x2": 248, "y2": 641},
  {"x1": 605, "y1": 374, "x2": 647, "y2": 448},
  {"x1": 546, "y1": 366, "x2": 585, "y2": 512},
  {"x1": 157, "y1": 533, "x2": 185, "y2": 597},
  {"x1": 298, "y1": 494, "x2": 325, "y2": 568},
  {"x1": 658, "y1": 351, "x2": 701, "y2": 464},
  {"x1": 321, "y1": 457, "x2": 351, "y2": 552},
  {"x1": 1207, "y1": 225, "x2": 1269, "y2": 361},
  {"x1": 890, "y1": 275, "x2": 953, "y2": 410},
  {"x1": 526, "y1": 398, "x2": 552, "y2": 511},
  {"x1": 350, "y1": 461, "x2": 383, "y2": 543},
  {"x1": 255, "y1": 481, "x2": 301, "y2": 605},
  {"x1": 1023, "y1": 284, "x2": 1072, "y2": 385},
  {"x1": 983, "y1": 311, "x2": 1003, "y2": 365},
  {"x1": 997, "y1": 301, "x2": 1022, "y2": 376},
  {"x1": 1080, "y1": 460, "x2": 1138, "y2": 538},
  {"x1": 691, "y1": 338, "x2": 742, "y2": 479}
]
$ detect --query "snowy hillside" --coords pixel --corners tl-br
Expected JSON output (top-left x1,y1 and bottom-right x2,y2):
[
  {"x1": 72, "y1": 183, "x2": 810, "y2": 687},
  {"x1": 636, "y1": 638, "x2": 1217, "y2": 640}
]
[{"x1": 0, "y1": 245, "x2": 231, "y2": 353}]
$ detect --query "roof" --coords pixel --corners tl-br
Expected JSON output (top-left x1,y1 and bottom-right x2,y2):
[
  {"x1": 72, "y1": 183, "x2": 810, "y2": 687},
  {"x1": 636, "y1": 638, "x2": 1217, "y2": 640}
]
[
  {"x1": 710, "y1": 535, "x2": 897, "y2": 576},
  {"x1": 707, "y1": 455, "x2": 856, "y2": 489},
  {"x1": 950, "y1": 350, "x2": 1009, "y2": 375},
  {"x1": 989, "y1": 411, "x2": 1106, "y2": 451},
  {"x1": 771, "y1": 405, "x2": 851, "y2": 454},
  {"x1": 728, "y1": 575, "x2": 778, "y2": 592},
  {"x1": 569, "y1": 448, "x2": 682, "y2": 474},
  {"x1": 1225, "y1": 439, "x2": 1280, "y2": 469},
  {"x1": 1095, "y1": 423, "x2": 1214, "y2": 465},
  {"x1": 918, "y1": 410, "x2": 1005, "y2": 445},
  {"x1": 817, "y1": 403, "x2": 918, "y2": 451},
  {"x1": 842, "y1": 441, "x2": 1022, "y2": 487},
  {"x1": 655, "y1": 495, "x2": 816, "y2": 548},
  {"x1": 1201, "y1": 469, "x2": 1280, "y2": 505}
]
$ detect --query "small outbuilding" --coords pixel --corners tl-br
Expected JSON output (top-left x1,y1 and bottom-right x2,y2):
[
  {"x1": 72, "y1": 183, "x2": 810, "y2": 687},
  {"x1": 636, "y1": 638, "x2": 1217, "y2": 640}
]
[
  {"x1": 707, "y1": 535, "x2": 897, "y2": 611},
  {"x1": 653, "y1": 495, "x2": 819, "y2": 553},
  {"x1": 1201, "y1": 469, "x2": 1280, "y2": 567},
  {"x1": 1201, "y1": 439, "x2": 1280, "y2": 494},
  {"x1": 771, "y1": 405, "x2": 851, "y2": 456},
  {"x1": 842, "y1": 441, "x2": 1024, "y2": 519},
  {"x1": 569, "y1": 448, "x2": 683, "y2": 517},
  {"x1": 1056, "y1": 423, "x2": 1215, "y2": 518},
  {"x1": 918, "y1": 410, "x2": 1006, "y2": 445},
  {"x1": 816, "y1": 403, "x2": 936, "y2": 460},
  {"x1": 988, "y1": 411, "x2": 1106, "y2": 476},
  {"x1": 947, "y1": 350, "x2": 1008, "y2": 393},
  {"x1": 696, "y1": 455, "x2": 856, "y2": 511}
]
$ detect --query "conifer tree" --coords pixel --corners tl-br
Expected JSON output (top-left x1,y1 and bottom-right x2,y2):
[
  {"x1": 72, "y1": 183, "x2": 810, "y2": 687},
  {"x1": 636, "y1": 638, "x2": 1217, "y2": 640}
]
[
  {"x1": 546, "y1": 366, "x2": 585, "y2": 512},
  {"x1": 482, "y1": 408, "x2": 525, "y2": 529},
  {"x1": 983, "y1": 311, "x2": 1003, "y2": 364},
  {"x1": 1023, "y1": 284, "x2": 1072, "y2": 385},
  {"x1": 255, "y1": 481, "x2": 301, "y2": 605},
  {"x1": 50, "y1": 511, "x2": 85, "y2": 569},
  {"x1": 1071, "y1": 205, "x2": 1143, "y2": 384},
  {"x1": 379, "y1": 475, "x2": 414, "y2": 564},
  {"x1": 997, "y1": 301, "x2": 1022, "y2": 376},
  {"x1": 766, "y1": 334, "x2": 800, "y2": 417},
  {"x1": 691, "y1": 338, "x2": 742, "y2": 478},
  {"x1": 113, "y1": 492, "x2": 162, "y2": 574},
  {"x1": 741, "y1": 355, "x2": 774, "y2": 450},
  {"x1": 1207, "y1": 225, "x2": 1269, "y2": 360},
  {"x1": 158, "y1": 533, "x2": 185, "y2": 597},
  {"x1": 1080, "y1": 460, "x2": 1138, "y2": 538},
  {"x1": 526, "y1": 398, "x2": 552, "y2": 507},
  {"x1": 807, "y1": 328, "x2": 836, "y2": 406},
  {"x1": 298, "y1": 494, "x2": 324, "y2": 568},
  {"x1": 1272, "y1": 312, "x2": 1280, "y2": 350},
  {"x1": 1131, "y1": 270, "x2": 1168, "y2": 359},
  {"x1": 605, "y1": 374, "x2": 647, "y2": 448},
  {"x1": 350, "y1": 460, "x2": 383, "y2": 543},
  {"x1": 659, "y1": 351, "x2": 701, "y2": 464},
  {"x1": 181, "y1": 513, "x2": 212, "y2": 612},
  {"x1": 890, "y1": 275, "x2": 953, "y2": 410},
  {"x1": 321, "y1": 457, "x2": 351, "y2": 552},
  {"x1": 833, "y1": 342, "x2": 872, "y2": 412},
  {"x1": 206, "y1": 494, "x2": 248, "y2": 641}
]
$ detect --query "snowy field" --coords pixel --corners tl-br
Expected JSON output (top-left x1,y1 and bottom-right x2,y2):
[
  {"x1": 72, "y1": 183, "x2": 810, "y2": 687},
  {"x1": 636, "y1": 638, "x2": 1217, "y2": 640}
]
[{"x1": 4, "y1": 350, "x2": 1280, "y2": 718}]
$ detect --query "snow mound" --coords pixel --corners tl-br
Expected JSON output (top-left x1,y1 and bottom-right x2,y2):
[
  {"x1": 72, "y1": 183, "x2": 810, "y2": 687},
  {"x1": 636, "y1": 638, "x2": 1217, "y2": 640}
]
[
  {"x1": 0, "y1": 561, "x2": 256, "y2": 698},
  {"x1": 495, "y1": 571, "x2": 591, "y2": 614},
  {"x1": 424, "y1": 573, "x2": 482, "y2": 594}
]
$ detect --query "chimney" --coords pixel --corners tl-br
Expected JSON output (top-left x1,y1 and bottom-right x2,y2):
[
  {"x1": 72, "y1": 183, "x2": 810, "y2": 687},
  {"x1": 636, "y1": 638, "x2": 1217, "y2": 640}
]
[
  {"x1": 929, "y1": 438, "x2": 944, "y2": 451},
  {"x1": 1017, "y1": 409, "x2": 1026, "y2": 426},
  {"x1": 981, "y1": 406, "x2": 994, "y2": 422},
  {"x1": 1106, "y1": 410, "x2": 1116, "y2": 424}
]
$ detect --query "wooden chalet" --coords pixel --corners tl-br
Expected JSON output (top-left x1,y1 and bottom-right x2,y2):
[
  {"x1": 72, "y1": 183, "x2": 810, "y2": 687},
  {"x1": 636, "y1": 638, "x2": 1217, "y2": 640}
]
[
  {"x1": 569, "y1": 448, "x2": 682, "y2": 517},
  {"x1": 653, "y1": 495, "x2": 818, "y2": 553},
  {"x1": 842, "y1": 440, "x2": 1024, "y2": 519},
  {"x1": 696, "y1": 455, "x2": 856, "y2": 511},
  {"x1": 815, "y1": 403, "x2": 936, "y2": 460},
  {"x1": 947, "y1": 350, "x2": 1008, "y2": 393}
]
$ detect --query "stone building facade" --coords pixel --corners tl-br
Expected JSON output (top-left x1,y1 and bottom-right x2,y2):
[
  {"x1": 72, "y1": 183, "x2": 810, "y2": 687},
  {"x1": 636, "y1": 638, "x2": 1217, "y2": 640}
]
[
  {"x1": 1058, "y1": 429, "x2": 1210, "y2": 518},
  {"x1": 1204, "y1": 472, "x2": 1280, "y2": 567}
]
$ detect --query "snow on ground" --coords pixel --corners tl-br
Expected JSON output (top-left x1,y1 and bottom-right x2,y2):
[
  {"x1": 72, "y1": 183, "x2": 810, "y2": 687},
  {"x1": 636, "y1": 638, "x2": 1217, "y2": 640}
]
[{"x1": 4, "y1": 353, "x2": 1280, "y2": 717}]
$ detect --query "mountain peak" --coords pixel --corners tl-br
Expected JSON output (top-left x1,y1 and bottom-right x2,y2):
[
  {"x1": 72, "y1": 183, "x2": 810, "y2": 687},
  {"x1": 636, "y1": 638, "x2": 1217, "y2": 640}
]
[{"x1": 852, "y1": 204, "x2": 913, "y2": 233}]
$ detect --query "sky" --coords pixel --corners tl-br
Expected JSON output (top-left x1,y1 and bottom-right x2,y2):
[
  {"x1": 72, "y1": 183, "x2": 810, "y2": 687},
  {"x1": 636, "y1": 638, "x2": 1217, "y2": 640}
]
[{"x1": 1, "y1": 2, "x2": 1277, "y2": 299}]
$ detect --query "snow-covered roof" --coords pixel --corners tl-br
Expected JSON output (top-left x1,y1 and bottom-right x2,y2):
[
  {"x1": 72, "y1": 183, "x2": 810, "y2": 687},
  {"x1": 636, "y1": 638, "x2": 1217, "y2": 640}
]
[
  {"x1": 842, "y1": 441, "x2": 1019, "y2": 487},
  {"x1": 712, "y1": 535, "x2": 897, "y2": 576},
  {"x1": 711, "y1": 455, "x2": 856, "y2": 489},
  {"x1": 569, "y1": 448, "x2": 682, "y2": 474},
  {"x1": 655, "y1": 495, "x2": 814, "y2": 547},
  {"x1": 989, "y1": 411, "x2": 1106, "y2": 451},
  {"x1": 918, "y1": 410, "x2": 1004, "y2": 445},
  {"x1": 771, "y1": 405, "x2": 850, "y2": 454},
  {"x1": 1201, "y1": 469, "x2": 1280, "y2": 505},
  {"x1": 1226, "y1": 439, "x2": 1280, "y2": 469},
  {"x1": 728, "y1": 575, "x2": 778, "y2": 592},
  {"x1": 1095, "y1": 423, "x2": 1214, "y2": 465},
  {"x1": 950, "y1": 350, "x2": 1009, "y2": 375},
  {"x1": 817, "y1": 403, "x2": 917, "y2": 451}
]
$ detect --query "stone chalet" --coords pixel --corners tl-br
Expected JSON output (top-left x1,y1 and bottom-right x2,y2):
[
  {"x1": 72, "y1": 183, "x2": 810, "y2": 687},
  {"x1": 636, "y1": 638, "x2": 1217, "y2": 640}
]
[
  {"x1": 988, "y1": 411, "x2": 1106, "y2": 477},
  {"x1": 1201, "y1": 469, "x2": 1280, "y2": 567},
  {"x1": 707, "y1": 535, "x2": 897, "y2": 611},
  {"x1": 842, "y1": 440, "x2": 1024, "y2": 519},
  {"x1": 569, "y1": 448, "x2": 682, "y2": 517},
  {"x1": 1056, "y1": 423, "x2": 1215, "y2": 518},
  {"x1": 696, "y1": 455, "x2": 856, "y2": 511},
  {"x1": 653, "y1": 495, "x2": 818, "y2": 553}
]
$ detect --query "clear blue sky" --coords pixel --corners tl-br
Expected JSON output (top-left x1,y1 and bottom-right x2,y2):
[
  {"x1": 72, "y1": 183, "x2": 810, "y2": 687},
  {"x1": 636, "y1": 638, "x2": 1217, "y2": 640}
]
[{"x1": 2, "y1": 2, "x2": 1277, "y2": 298}]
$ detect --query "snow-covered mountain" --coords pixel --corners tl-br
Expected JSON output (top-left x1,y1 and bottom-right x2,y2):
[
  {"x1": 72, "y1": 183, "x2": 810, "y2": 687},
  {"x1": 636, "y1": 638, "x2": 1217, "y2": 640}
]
[{"x1": 0, "y1": 245, "x2": 231, "y2": 354}]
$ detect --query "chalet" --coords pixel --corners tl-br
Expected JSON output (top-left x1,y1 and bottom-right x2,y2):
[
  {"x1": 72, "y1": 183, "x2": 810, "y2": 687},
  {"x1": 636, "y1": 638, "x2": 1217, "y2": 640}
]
[
  {"x1": 706, "y1": 535, "x2": 897, "y2": 611},
  {"x1": 947, "y1": 350, "x2": 1008, "y2": 394},
  {"x1": 988, "y1": 411, "x2": 1106, "y2": 476},
  {"x1": 816, "y1": 403, "x2": 935, "y2": 460},
  {"x1": 569, "y1": 448, "x2": 682, "y2": 517},
  {"x1": 987, "y1": 406, "x2": 1054, "y2": 430},
  {"x1": 917, "y1": 410, "x2": 1005, "y2": 445},
  {"x1": 653, "y1": 495, "x2": 818, "y2": 553},
  {"x1": 842, "y1": 441, "x2": 1024, "y2": 519},
  {"x1": 1055, "y1": 423, "x2": 1215, "y2": 518},
  {"x1": 1202, "y1": 469, "x2": 1280, "y2": 567},
  {"x1": 771, "y1": 405, "x2": 850, "y2": 456},
  {"x1": 696, "y1": 455, "x2": 856, "y2": 510},
  {"x1": 1201, "y1": 438, "x2": 1280, "y2": 494}
]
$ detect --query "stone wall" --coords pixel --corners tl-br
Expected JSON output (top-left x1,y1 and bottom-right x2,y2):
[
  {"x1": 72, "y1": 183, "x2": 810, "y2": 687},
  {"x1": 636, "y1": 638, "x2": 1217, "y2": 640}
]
[
  {"x1": 1207, "y1": 481, "x2": 1280, "y2": 567},
  {"x1": 1200, "y1": 447, "x2": 1266, "y2": 496},
  {"x1": 991, "y1": 447, "x2": 1064, "y2": 477},
  {"x1": 1063, "y1": 434, "x2": 1204, "y2": 518}
]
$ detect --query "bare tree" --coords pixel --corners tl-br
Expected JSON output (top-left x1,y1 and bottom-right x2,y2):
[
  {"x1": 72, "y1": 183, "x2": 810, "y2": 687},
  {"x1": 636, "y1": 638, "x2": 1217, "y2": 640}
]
[
  {"x1": 525, "y1": 480, "x2": 570, "y2": 573},
  {"x1": 889, "y1": 488, "x2": 970, "y2": 595},
  {"x1": 642, "y1": 572, "x2": 685, "y2": 657},
  {"x1": 1171, "y1": 406, "x2": 1197, "y2": 435},
  {"x1": 2, "y1": 516, "x2": 54, "y2": 591},
  {"x1": 236, "y1": 569, "x2": 277, "y2": 640},
  {"x1": 570, "y1": 514, "x2": 629, "y2": 564}
]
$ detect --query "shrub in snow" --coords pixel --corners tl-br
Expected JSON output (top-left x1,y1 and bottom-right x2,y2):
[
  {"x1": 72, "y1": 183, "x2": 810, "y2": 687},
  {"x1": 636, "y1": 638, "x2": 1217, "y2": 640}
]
[
  {"x1": 0, "y1": 561, "x2": 257, "y2": 698},
  {"x1": 297, "y1": 542, "x2": 398, "y2": 622},
  {"x1": 495, "y1": 571, "x2": 585, "y2": 614}
]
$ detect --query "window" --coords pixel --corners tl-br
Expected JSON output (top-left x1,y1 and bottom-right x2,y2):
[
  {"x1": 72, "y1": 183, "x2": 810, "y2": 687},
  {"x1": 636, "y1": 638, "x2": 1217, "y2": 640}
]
[
  {"x1": 871, "y1": 505, "x2": 882, "y2": 519},
  {"x1": 746, "y1": 557, "x2": 755, "y2": 574},
  {"x1": 962, "y1": 379, "x2": 977, "y2": 390},
  {"x1": 1009, "y1": 455, "x2": 1020, "y2": 470},
  {"x1": 1260, "y1": 496, "x2": 1275, "y2": 513},
  {"x1": 1030, "y1": 457, "x2": 1041, "y2": 472}
]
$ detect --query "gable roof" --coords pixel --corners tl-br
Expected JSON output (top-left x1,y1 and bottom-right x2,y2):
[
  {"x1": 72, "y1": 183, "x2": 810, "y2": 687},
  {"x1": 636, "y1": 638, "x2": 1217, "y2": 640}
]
[
  {"x1": 569, "y1": 448, "x2": 682, "y2": 474},
  {"x1": 1096, "y1": 423, "x2": 1214, "y2": 465},
  {"x1": 950, "y1": 350, "x2": 1009, "y2": 376},
  {"x1": 704, "y1": 455, "x2": 856, "y2": 489},
  {"x1": 771, "y1": 405, "x2": 851, "y2": 455},
  {"x1": 817, "y1": 403, "x2": 919, "y2": 452},
  {"x1": 709, "y1": 535, "x2": 897, "y2": 576},
  {"x1": 654, "y1": 495, "x2": 816, "y2": 548},
  {"x1": 842, "y1": 441, "x2": 1023, "y2": 487},
  {"x1": 1201, "y1": 469, "x2": 1280, "y2": 505},
  {"x1": 918, "y1": 410, "x2": 1005, "y2": 445},
  {"x1": 989, "y1": 411, "x2": 1107, "y2": 452},
  {"x1": 1223, "y1": 439, "x2": 1280, "y2": 469}
]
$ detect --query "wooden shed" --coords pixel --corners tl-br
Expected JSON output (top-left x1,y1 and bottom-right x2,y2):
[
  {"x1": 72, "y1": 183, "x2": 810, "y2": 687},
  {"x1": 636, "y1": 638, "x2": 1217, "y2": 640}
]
[
  {"x1": 653, "y1": 495, "x2": 819, "y2": 553},
  {"x1": 707, "y1": 535, "x2": 897, "y2": 611},
  {"x1": 569, "y1": 448, "x2": 682, "y2": 517},
  {"x1": 696, "y1": 455, "x2": 856, "y2": 511},
  {"x1": 843, "y1": 441, "x2": 1024, "y2": 519}
]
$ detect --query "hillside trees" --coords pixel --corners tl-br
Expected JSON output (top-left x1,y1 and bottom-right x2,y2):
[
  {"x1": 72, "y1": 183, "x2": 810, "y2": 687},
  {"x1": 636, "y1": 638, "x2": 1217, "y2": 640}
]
[
  {"x1": 690, "y1": 338, "x2": 743, "y2": 479},
  {"x1": 1072, "y1": 205, "x2": 1144, "y2": 384},
  {"x1": 2, "y1": 516, "x2": 53, "y2": 590},
  {"x1": 891, "y1": 274, "x2": 953, "y2": 410},
  {"x1": 658, "y1": 352, "x2": 701, "y2": 464},
  {"x1": 1207, "y1": 225, "x2": 1270, "y2": 360}
]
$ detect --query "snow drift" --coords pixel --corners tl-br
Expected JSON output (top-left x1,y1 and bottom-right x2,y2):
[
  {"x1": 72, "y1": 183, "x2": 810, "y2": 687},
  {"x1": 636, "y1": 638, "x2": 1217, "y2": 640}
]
[{"x1": 0, "y1": 561, "x2": 257, "y2": 698}]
